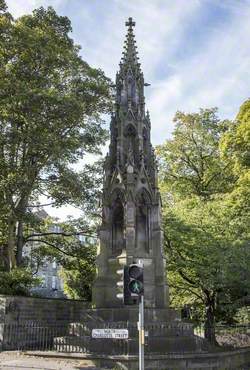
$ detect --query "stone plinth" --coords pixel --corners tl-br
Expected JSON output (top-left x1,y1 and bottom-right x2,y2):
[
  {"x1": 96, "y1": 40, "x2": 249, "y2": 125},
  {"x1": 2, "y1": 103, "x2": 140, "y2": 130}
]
[
  {"x1": 54, "y1": 308, "x2": 208, "y2": 357},
  {"x1": 63, "y1": 321, "x2": 202, "y2": 356}
]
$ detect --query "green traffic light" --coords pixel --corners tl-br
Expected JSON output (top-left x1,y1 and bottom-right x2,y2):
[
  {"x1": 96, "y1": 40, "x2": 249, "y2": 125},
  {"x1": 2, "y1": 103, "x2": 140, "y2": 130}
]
[{"x1": 129, "y1": 279, "x2": 143, "y2": 294}]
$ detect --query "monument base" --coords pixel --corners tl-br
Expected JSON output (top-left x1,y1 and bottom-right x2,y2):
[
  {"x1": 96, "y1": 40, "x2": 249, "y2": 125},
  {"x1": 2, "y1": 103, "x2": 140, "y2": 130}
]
[{"x1": 55, "y1": 308, "x2": 210, "y2": 356}]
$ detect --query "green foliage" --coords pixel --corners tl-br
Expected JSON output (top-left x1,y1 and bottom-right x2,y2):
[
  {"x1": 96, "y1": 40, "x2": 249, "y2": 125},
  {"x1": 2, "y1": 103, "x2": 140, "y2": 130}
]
[
  {"x1": 0, "y1": 2, "x2": 111, "y2": 270},
  {"x1": 220, "y1": 98, "x2": 250, "y2": 239},
  {"x1": 164, "y1": 196, "x2": 250, "y2": 322},
  {"x1": 59, "y1": 244, "x2": 96, "y2": 301},
  {"x1": 157, "y1": 108, "x2": 250, "y2": 341},
  {"x1": 221, "y1": 99, "x2": 250, "y2": 172},
  {"x1": 0, "y1": 267, "x2": 40, "y2": 296},
  {"x1": 234, "y1": 307, "x2": 250, "y2": 324},
  {"x1": 157, "y1": 108, "x2": 233, "y2": 199}
]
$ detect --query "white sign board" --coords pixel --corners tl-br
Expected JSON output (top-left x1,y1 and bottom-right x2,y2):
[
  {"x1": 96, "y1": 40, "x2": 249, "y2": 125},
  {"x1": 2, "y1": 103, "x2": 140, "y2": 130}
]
[{"x1": 92, "y1": 329, "x2": 128, "y2": 339}]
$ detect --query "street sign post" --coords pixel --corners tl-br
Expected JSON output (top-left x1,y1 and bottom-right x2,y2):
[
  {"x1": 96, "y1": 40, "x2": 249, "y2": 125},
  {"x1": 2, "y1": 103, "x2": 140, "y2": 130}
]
[
  {"x1": 92, "y1": 328, "x2": 128, "y2": 339},
  {"x1": 116, "y1": 261, "x2": 145, "y2": 369},
  {"x1": 136, "y1": 260, "x2": 144, "y2": 370},
  {"x1": 139, "y1": 294, "x2": 145, "y2": 370}
]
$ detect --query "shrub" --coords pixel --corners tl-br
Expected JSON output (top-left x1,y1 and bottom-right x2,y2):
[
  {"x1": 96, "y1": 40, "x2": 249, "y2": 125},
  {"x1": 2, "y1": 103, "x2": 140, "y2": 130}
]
[{"x1": 0, "y1": 268, "x2": 41, "y2": 296}]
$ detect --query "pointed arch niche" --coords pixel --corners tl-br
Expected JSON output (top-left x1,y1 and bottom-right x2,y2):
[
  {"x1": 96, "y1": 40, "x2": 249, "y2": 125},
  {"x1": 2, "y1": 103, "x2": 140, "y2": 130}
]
[
  {"x1": 143, "y1": 126, "x2": 148, "y2": 156},
  {"x1": 135, "y1": 189, "x2": 151, "y2": 253},
  {"x1": 111, "y1": 191, "x2": 125, "y2": 255},
  {"x1": 124, "y1": 123, "x2": 138, "y2": 166}
]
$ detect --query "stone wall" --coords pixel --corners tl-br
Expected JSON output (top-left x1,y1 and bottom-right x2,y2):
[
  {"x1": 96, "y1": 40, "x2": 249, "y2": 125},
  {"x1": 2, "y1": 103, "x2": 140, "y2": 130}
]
[
  {"x1": 92, "y1": 348, "x2": 250, "y2": 369},
  {"x1": 0, "y1": 295, "x2": 90, "y2": 324}
]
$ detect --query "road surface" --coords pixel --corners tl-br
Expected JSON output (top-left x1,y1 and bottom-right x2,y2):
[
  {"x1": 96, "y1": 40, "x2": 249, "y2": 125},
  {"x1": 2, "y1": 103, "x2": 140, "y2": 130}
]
[{"x1": 0, "y1": 352, "x2": 103, "y2": 370}]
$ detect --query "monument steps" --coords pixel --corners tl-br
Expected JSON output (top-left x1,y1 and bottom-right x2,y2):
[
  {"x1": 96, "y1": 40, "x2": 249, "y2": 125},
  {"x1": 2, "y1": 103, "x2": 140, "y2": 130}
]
[{"x1": 52, "y1": 319, "x2": 213, "y2": 356}]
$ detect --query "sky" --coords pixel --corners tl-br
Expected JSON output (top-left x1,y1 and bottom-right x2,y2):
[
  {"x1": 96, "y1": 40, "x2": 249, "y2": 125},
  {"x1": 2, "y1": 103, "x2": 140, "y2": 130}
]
[{"x1": 6, "y1": 0, "x2": 250, "y2": 219}]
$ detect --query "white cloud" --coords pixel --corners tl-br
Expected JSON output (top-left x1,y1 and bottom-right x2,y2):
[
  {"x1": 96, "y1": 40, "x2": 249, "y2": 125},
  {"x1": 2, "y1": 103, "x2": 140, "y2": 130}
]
[
  {"x1": 80, "y1": 1, "x2": 201, "y2": 80},
  {"x1": 7, "y1": 0, "x2": 67, "y2": 17},
  {"x1": 146, "y1": 0, "x2": 250, "y2": 143}
]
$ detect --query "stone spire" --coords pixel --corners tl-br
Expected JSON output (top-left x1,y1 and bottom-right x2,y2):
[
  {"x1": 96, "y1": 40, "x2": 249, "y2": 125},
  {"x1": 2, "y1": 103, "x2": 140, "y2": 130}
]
[
  {"x1": 93, "y1": 18, "x2": 169, "y2": 309},
  {"x1": 116, "y1": 17, "x2": 145, "y2": 114},
  {"x1": 121, "y1": 17, "x2": 141, "y2": 71},
  {"x1": 107, "y1": 17, "x2": 154, "y2": 184}
]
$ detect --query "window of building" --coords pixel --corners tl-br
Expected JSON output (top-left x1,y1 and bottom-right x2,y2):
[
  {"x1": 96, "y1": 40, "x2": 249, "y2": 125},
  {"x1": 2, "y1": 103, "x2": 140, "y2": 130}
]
[
  {"x1": 52, "y1": 276, "x2": 56, "y2": 290},
  {"x1": 53, "y1": 225, "x2": 61, "y2": 233},
  {"x1": 40, "y1": 275, "x2": 46, "y2": 288}
]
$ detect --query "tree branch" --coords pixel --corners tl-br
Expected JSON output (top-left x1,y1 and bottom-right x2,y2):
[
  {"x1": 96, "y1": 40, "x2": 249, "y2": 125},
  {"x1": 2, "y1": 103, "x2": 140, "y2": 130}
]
[
  {"x1": 178, "y1": 269, "x2": 199, "y2": 288},
  {"x1": 28, "y1": 202, "x2": 56, "y2": 208},
  {"x1": 26, "y1": 238, "x2": 78, "y2": 258},
  {"x1": 25, "y1": 231, "x2": 97, "y2": 242}
]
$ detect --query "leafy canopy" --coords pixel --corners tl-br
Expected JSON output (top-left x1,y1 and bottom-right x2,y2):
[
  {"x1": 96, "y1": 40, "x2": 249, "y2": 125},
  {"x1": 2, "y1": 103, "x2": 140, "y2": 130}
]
[
  {"x1": 0, "y1": 2, "x2": 112, "y2": 270},
  {"x1": 157, "y1": 108, "x2": 250, "y2": 334}
]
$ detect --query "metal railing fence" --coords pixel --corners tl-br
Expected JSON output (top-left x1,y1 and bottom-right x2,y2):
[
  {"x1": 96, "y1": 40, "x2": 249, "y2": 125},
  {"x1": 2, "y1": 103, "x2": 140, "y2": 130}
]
[
  {"x1": 194, "y1": 323, "x2": 250, "y2": 348},
  {"x1": 0, "y1": 320, "x2": 199, "y2": 354},
  {"x1": 0, "y1": 322, "x2": 68, "y2": 351},
  {"x1": 194, "y1": 324, "x2": 250, "y2": 337},
  {"x1": 0, "y1": 321, "x2": 249, "y2": 353}
]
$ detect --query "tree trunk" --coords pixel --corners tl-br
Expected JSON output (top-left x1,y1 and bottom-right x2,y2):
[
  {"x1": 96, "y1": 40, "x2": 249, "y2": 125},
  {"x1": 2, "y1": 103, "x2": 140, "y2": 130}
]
[
  {"x1": 16, "y1": 220, "x2": 24, "y2": 266},
  {"x1": 7, "y1": 216, "x2": 17, "y2": 271},
  {"x1": 15, "y1": 192, "x2": 32, "y2": 267},
  {"x1": 0, "y1": 244, "x2": 9, "y2": 270},
  {"x1": 204, "y1": 296, "x2": 218, "y2": 345}
]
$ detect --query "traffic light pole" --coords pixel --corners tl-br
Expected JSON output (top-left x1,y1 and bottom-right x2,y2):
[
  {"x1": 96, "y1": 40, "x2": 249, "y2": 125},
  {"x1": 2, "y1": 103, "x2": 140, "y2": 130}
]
[{"x1": 139, "y1": 294, "x2": 144, "y2": 370}]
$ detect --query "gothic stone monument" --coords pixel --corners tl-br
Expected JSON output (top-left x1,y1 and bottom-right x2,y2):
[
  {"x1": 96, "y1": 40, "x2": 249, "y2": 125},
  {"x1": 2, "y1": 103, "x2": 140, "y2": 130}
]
[
  {"x1": 93, "y1": 17, "x2": 168, "y2": 310},
  {"x1": 90, "y1": 17, "x2": 199, "y2": 354}
]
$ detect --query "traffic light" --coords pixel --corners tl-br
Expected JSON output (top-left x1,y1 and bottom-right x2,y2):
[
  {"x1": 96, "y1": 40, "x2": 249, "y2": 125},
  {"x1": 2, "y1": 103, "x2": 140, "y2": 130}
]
[
  {"x1": 116, "y1": 266, "x2": 131, "y2": 304},
  {"x1": 116, "y1": 267, "x2": 125, "y2": 302},
  {"x1": 127, "y1": 264, "x2": 144, "y2": 298},
  {"x1": 116, "y1": 264, "x2": 144, "y2": 305}
]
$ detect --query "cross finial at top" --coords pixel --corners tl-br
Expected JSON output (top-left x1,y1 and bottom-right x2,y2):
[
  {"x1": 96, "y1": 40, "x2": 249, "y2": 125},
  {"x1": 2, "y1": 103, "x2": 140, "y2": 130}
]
[{"x1": 125, "y1": 17, "x2": 135, "y2": 28}]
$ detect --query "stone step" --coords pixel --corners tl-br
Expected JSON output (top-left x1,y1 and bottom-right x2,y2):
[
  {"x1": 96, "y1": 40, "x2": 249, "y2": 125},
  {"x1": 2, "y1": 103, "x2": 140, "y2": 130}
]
[{"x1": 53, "y1": 334, "x2": 208, "y2": 355}]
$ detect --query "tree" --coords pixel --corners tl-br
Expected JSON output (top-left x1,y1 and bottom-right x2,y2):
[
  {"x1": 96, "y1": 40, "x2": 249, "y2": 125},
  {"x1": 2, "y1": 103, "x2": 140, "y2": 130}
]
[
  {"x1": 157, "y1": 108, "x2": 250, "y2": 344},
  {"x1": 0, "y1": 2, "x2": 112, "y2": 271},
  {"x1": 23, "y1": 216, "x2": 97, "y2": 300},
  {"x1": 59, "y1": 242, "x2": 96, "y2": 301},
  {"x1": 220, "y1": 99, "x2": 250, "y2": 309},
  {"x1": 158, "y1": 108, "x2": 233, "y2": 199}
]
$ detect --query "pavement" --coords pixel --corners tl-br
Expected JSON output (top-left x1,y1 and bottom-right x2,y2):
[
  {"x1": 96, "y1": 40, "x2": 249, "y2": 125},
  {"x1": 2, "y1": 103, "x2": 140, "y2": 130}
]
[{"x1": 0, "y1": 352, "x2": 103, "y2": 370}]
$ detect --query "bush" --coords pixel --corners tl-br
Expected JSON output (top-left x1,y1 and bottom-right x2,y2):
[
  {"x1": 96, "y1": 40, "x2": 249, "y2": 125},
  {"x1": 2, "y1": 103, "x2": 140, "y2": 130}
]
[{"x1": 0, "y1": 268, "x2": 41, "y2": 296}]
